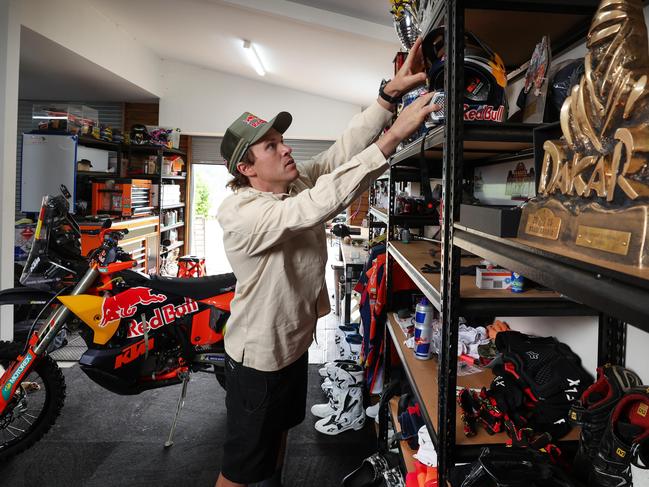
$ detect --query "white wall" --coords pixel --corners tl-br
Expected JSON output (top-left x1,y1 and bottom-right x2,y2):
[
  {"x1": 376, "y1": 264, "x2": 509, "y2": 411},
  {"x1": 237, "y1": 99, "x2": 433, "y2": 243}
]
[
  {"x1": 18, "y1": 0, "x2": 162, "y2": 97},
  {"x1": 0, "y1": 0, "x2": 20, "y2": 340},
  {"x1": 159, "y1": 59, "x2": 362, "y2": 139},
  {"x1": 499, "y1": 316, "x2": 599, "y2": 374}
]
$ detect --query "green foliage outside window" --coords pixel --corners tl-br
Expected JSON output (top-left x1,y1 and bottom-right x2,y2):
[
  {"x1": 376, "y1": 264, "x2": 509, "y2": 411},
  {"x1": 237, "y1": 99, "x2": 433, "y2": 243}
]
[{"x1": 195, "y1": 179, "x2": 210, "y2": 218}]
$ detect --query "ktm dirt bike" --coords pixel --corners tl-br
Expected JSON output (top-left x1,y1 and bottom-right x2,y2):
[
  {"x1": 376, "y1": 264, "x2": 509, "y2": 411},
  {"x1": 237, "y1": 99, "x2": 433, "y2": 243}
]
[{"x1": 0, "y1": 187, "x2": 235, "y2": 460}]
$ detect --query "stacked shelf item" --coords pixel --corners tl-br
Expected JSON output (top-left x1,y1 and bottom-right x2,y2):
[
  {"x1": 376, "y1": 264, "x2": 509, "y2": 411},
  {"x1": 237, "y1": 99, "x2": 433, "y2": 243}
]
[{"x1": 388, "y1": 397, "x2": 417, "y2": 474}]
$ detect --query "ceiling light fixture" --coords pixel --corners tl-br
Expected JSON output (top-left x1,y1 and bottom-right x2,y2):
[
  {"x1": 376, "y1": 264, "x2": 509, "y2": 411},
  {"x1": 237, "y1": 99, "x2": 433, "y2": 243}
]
[{"x1": 242, "y1": 40, "x2": 266, "y2": 77}]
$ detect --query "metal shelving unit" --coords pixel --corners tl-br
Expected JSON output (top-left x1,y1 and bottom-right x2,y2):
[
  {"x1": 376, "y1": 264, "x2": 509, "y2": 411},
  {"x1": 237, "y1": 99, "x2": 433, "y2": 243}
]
[
  {"x1": 368, "y1": 206, "x2": 388, "y2": 225},
  {"x1": 389, "y1": 122, "x2": 535, "y2": 167},
  {"x1": 161, "y1": 240, "x2": 184, "y2": 255},
  {"x1": 453, "y1": 225, "x2": 649, "y2": 331},
  {"x1": 161, "y1": 202, "x2": 185, "y2": 210},
  {"x1": 377, "y1": 1, "x2": 638, "y2": 485},
  {"x1": 160, "y1": 221, "x2": 185, "y2": 233}
]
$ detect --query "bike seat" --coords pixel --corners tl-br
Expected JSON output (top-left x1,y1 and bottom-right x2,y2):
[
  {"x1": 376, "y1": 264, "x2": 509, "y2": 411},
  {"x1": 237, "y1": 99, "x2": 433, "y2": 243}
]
[{"x1": 148, "y1": 273, "x2": 236, "y2": 300}]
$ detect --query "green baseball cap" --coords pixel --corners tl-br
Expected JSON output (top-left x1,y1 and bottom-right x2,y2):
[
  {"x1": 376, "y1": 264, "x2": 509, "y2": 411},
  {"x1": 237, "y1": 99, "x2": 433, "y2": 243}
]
[{"x1": 221, "y1": 111, "x2": 292, "y2": 173}]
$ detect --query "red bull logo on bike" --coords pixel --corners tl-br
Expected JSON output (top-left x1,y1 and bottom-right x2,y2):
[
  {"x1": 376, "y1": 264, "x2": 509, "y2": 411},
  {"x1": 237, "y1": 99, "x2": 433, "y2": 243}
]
[
  {"x1": 127, "y1": 298, "x2": 199, "y2": 338},
  {"x1": 99, "y1": 287, "x2": 168, "y2": 328},
  {"x1": 114, "y1": 337, "x2": 154, "y2": 369},
  {"x1": 2, "y1": 353, "x2": 33, "y2": 400}
]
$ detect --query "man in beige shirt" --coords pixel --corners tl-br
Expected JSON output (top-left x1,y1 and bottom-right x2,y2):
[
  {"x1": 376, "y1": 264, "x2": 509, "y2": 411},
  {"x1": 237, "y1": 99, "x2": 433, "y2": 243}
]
[{"x1": 215, "y1": 38, "x2": 437, "y2": 487}]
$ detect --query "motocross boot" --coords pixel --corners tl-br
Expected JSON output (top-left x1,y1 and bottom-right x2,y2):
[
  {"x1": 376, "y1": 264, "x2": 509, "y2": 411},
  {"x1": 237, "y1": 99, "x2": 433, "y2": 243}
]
[
  {"x1": 313, "y1": 364, "x2": 364, "y2": 418},
  {"x1": 590, "y1": 387, "x2": 649, "y2": 487},
  {"x1": 568, "y1": 364, "x2": 642, "y2": 481}
]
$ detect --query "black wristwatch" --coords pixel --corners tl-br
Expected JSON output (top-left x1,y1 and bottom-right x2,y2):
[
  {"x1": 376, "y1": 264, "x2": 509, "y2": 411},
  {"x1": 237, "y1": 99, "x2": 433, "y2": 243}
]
[{"x1": 379, "y1": 79, "x2": 402, "y2": 104}]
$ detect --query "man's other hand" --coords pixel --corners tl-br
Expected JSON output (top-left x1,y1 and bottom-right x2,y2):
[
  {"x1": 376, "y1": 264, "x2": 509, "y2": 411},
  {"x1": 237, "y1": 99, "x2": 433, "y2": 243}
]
[{"x1": 376, "y1": 92, "x2": 439, "y2": 158}]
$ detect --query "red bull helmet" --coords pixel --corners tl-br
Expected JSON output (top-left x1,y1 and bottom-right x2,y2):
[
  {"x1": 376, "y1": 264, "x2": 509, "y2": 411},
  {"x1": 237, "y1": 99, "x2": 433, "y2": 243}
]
[{"x1": 424, "y1": 27, "x2": 508, "y2": 123}]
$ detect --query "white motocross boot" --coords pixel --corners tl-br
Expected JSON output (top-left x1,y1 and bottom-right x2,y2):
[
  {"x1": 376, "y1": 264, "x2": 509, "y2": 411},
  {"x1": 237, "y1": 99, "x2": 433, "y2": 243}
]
[{"x1": 314, "y1": 385, "x2": 365, "y2": 435}]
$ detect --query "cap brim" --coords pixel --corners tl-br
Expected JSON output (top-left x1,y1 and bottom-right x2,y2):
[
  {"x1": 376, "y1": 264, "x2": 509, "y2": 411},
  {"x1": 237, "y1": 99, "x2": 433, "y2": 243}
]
[{"x1": 228, "y1": 111, "x2": 292, "y2": 173}]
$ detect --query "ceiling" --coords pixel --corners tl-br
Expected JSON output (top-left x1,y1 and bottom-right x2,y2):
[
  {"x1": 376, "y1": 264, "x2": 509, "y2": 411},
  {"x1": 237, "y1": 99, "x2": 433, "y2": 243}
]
[
  {"x1": 286, "y1": 0, "x2": 393, "y2": 26},
  {"x1": 18, "y1": 1, "x2": 598, "y2": 107},
  {"x1": 20, "y1": 0, "x2": 402, "y2": 106},
  {"x1": 19, "y1": 27, "x2": 159, "y2": 102}
]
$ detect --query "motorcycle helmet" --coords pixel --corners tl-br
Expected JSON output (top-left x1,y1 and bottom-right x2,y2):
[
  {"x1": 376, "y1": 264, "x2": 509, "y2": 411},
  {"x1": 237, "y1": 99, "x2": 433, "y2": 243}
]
[
  {"x1": 130, "y1": 124, "x2": 150, "y2": 145},
  {"x1": 546, "y1": 58, "x2": 585, "y2": 122},
  {"x1": 148, "y1": 128, "x2": 172, "y2": 147},
  {"x1": 423, "y1": 27, "x2": 508, "y2": 123}
]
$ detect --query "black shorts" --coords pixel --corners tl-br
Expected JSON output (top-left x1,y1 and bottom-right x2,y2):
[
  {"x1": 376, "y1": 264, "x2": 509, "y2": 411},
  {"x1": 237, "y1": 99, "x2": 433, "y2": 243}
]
[{"x1": 221, "y1": 352, "x2": 308, "y2": 484}]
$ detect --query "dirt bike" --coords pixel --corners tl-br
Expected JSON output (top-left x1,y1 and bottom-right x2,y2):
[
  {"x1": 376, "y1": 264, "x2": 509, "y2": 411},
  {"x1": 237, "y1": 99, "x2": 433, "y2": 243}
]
[{"x1": 0, "y1": 186, "x2": 235, "y2": 460}]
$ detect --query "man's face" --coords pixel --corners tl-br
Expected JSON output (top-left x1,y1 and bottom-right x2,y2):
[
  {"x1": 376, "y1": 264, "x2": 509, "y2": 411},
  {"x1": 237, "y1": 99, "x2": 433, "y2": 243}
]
[{"x1": 246, "y1": 129, "x2": 298, "y2": 191}]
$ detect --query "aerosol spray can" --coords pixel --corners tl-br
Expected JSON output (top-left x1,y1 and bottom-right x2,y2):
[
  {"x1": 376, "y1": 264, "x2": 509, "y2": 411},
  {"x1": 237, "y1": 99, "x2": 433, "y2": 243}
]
[
  {"x1": 414, "y1": 298, "x2": 435, "y2": 360},
  {"x1": 511, "y1": 272, "x2": 525, "y2": 293}
]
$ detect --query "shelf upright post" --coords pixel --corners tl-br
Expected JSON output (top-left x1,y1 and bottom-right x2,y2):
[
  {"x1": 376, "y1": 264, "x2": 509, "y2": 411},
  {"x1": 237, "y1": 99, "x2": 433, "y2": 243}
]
[
  {"x1": 389, "y1": 167, "x2": 397, "y2": 242},
  {"x1": 378, "y1": 160, "x2": 397, "y2": 453},
  {"x1": 439, "y1": 0, "x2": 465, "y2": 483},
  {"x1": 597, "y1": 314, "x2": 627, "y2": 367},
  {"x1": 157, "y1": 147, "x2": 164, "y2": 273}
]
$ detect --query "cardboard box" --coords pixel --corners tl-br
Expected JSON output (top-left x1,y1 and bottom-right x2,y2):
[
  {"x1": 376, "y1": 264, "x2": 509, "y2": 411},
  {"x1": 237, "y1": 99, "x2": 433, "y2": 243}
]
[{"x1": 476, "y1": 267, "x2": 512, "y2": 290}]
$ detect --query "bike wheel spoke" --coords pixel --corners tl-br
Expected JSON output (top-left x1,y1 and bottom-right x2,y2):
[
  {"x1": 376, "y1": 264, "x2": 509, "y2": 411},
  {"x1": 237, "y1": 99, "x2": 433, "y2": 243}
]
[
  {"x1": 4, "y1": 428, "x2": 18, "y2": 439},
  {"x1": 19, "y1": 415, "x2": 34, "y2": 426},
  {"x1": 7, "y1": 425, "x2": 25, "y2": 434}
]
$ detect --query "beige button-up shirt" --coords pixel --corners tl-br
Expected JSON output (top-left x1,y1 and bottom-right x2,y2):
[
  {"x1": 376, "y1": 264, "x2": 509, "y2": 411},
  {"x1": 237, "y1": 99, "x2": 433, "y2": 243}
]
[{"x1": 217, "y1": 102, "x2": 392, "y2": 371}]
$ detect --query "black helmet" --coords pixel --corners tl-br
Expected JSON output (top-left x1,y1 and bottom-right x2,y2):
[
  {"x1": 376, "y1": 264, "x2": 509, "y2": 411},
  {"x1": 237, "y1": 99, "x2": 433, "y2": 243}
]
[
  {"x1": 130, "y1": 124, "x2": 149, "y2": 145},
  {"x1": 546, "y1": 58, "x2": 584, "y2": 122},
  {"x1": 424, "y1": 27, "x2": 508, "y2": 123}
]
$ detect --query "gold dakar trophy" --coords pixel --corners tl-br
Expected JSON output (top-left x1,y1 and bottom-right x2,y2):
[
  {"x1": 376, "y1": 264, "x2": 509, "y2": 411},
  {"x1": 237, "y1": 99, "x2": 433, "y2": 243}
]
[{"x1": 518, "y1": 0, "x2": 649, "y2": 271}]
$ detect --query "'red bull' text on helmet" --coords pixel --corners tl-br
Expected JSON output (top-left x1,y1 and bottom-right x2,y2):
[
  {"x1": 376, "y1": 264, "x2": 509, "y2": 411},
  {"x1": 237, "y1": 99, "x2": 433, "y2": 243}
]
[{"x1": 423, "y1": 27, "x2": 508, "y2": 123}]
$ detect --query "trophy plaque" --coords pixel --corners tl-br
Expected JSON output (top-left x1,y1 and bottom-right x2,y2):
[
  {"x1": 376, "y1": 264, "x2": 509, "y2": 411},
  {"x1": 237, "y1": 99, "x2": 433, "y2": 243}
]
[{"x1": 518, "y1": 0, "x2": 649, "y2": 269}]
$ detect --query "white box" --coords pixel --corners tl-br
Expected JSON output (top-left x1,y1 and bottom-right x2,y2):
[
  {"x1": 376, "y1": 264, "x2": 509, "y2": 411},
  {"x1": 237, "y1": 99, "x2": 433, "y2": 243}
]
[{"x1": 476, "y1": 267, "x2": 512, "y2": 290}]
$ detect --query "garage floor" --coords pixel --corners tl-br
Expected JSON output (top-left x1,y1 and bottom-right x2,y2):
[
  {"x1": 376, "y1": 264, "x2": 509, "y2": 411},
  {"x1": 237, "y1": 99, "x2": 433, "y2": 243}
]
[{"x1": 0, "y1": 363, "x2": 376, "y2": 487}]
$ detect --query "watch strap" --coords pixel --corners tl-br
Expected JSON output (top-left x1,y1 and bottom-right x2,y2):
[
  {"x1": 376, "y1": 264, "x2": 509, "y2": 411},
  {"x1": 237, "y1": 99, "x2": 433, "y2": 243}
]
[{"x1": 379, "y1": 80, "x2": 402, "y2": 104}]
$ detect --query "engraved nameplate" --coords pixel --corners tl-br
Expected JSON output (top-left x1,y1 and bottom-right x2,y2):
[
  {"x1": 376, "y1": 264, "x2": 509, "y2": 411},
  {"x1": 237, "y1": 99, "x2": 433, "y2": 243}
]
[
  {"x1": 575, "y1": 225, "x2": 631, "y2": 256},
  {"x1": 524, "y1": 208, "x2": 562, "y2": 240}
]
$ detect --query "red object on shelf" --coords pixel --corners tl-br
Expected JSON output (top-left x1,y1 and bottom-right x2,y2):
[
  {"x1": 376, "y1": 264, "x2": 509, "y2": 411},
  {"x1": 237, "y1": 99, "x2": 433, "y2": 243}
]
[
  {"x1": 393, "y1": 51, "x2": 408, "y2": 75},
  {"x1": 177, "y1": 255, "x2": 206, "y2": 278}
]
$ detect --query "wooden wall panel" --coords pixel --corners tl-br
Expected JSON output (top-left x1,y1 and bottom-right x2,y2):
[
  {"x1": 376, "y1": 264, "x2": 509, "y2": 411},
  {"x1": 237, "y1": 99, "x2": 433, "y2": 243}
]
[
  {"x1": 123, "y1": 102, "x2": 159, "y2": 132},
  {"x1": 347, "y1": 190, "x2": 369, "y2": 227}
]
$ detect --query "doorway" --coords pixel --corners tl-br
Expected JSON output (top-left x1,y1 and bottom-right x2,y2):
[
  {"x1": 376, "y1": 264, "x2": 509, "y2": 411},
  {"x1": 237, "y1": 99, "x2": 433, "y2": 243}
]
[{"x1": 189, "y1": 163, "x2": 232, "y2": 275}]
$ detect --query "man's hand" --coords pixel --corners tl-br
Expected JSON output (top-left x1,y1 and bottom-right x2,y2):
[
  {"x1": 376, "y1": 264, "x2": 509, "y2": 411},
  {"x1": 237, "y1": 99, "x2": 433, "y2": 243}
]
[
  {"x1": 378, "y1": 37, "x2": 427, "y2": 109},
  {"x1": 376, "y1": 92, "x2": 440, "y2": 157}
]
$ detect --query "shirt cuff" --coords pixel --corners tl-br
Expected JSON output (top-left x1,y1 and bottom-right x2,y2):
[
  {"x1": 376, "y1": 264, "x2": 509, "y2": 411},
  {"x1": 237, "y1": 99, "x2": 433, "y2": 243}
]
[
  {"x1": 367, "y1": 100, "x2": 396, "y2": 124},
  {"x1": 355, "y1": 142, "x2": 389, "y2": 172}
]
